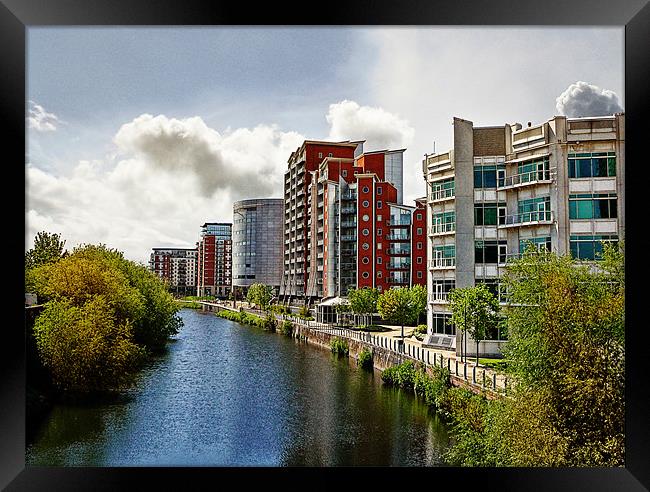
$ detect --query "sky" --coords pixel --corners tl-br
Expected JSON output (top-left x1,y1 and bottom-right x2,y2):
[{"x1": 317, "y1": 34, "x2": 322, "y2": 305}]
[{"x1": 26, "y1": 27, "x2": 624, "y2": 265}]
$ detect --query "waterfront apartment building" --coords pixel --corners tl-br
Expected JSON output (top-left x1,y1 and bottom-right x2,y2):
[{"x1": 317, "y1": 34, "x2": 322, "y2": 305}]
[
  {"x1": 149, "y1": 247, "x2": 198, "y2": 296},
  {"x1": 197, "y1": 222, "x2": 232, "y2": 298},
  {"x1": 232, "y1": 198, "x2": 284, "y2": 297},
  {"x1": 422, "y1": 113, "x2": 625, "y2": 356},
  {"x1": 280, "y1": 139, "x2": 426, "y2": 306}
]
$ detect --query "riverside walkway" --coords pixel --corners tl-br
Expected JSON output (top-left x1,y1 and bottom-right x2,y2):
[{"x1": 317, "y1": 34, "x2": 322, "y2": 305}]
[{"x1": 199, "y1": 301, "x2": 511, "y2": 398}]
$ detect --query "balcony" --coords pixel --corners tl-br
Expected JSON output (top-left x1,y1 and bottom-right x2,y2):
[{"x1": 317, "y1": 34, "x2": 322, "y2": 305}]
[
  {"x1": 341, "y1": 234, "x2": 356, "y2": 241},
  {"x1": 429, "y1": 188, "x2": 455, "y2": 202},
  {"x1": 341, "y1": 220, "x2": 357, "y2": 228},
  {"x1": 386, "y1": 234, "x2": 410, "y2": 241},
  {"x1": 498, "y1": 169, "x2": 552, "y2": 190},
  {"x1": 386, "y1": 248, "x2": 410, "y2": 256},
  {"x1": 499, "y1": 211, "x2": 554, "y2": 228},
  {"x1": 428, "y1": 292, "x2": 449, "y2": 304},
  {"x1": 387, "y1": 261, "x2": 411, "y2": 270},
  {"x1": 387, "y1": 277, "x2": 410, "y2": 285},
  {"x1": 341, "y1": 206, "x2": 356, "y2": 214},
  {"x1": 388, "y1": 217, "x2": 411, "y2": 226},
  {"x1": 428, "y1": 222, "x2": 455, "y2": 236},
  {"x1": 428, "y1": 257, "x2": 456, "y2": 269}
]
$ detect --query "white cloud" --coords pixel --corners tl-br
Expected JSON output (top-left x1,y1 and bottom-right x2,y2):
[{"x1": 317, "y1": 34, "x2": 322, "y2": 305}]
[
  {"x1": 555, "y1": 81, "x2": 623, "y2": 118},
  {"x1": 27, "y1": 115, "x2": 305, "y2": 264},
  {"x1": 326, "y1": 99, "x2": 414, "y2": 151},
  {"x1": 28, "y1": 101, "x2": 61, "y2": 132}
]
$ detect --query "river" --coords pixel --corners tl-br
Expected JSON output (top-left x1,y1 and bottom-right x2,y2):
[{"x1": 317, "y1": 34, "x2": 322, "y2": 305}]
[{"x1": 26, "y1": 308, "x2": 451, "y2": 466}]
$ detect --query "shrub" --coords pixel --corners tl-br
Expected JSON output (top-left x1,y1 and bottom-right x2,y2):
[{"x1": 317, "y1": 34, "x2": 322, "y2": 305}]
[
  {"x1": 358, "y1": 348, "x2": 373, "y2": 369},
  {"x1": 280, "y1": 320, "x2": 293, "y2": 336},
  {"x1": 415, "y1": 324, "x2": 427, "y2": 334},
  {"x1": 330, "y1": 337, "x2": 349, "y2": 355}
]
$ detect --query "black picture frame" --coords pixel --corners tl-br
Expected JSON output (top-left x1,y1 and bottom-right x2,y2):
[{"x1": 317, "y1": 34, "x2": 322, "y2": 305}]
[{"x1": 3, "y1": 0, "x2": 649, "y2": 489}]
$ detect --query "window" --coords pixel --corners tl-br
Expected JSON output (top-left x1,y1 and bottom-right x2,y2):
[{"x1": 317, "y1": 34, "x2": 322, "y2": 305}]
[
  {"x1": 362, "y1": 243, "x2": 370, "y2": 250},
  {"x1": 475, "y1": 240, "x2": 507, "y2": 264},
  {"x1": 474, "y1": 164, "x2": 505, "y2": 189},
  {"x1": 517, "y1": 196, "x2": 551, "y2": 222},
  {"x1": 417, "y1": 227, "x2": 423, "y2": 235},
  {"x1": 568, "y1": 152, "x2": 616, "y2": 178},
  {"x1": 377, "y1": 229, "x2": 382, "y2": 236},
  {"x1": 328, "y1": 152, "x2": 333, "y2": 157},
  {"x1": 416, "y1": 213, "x2": 422, "y2": 220},
  {"x1": 377, "y1": 257, "x2": 382, "y2": 264},
  {"x1": 417, "y1": 257, "x2": 423, "y2": 264},
  {"x1": 362, "y1": 272, "x2": 370, "y2": 279},
  {"x1": 362, "y1": 214, "x2": 369, "y2": 222},
  {"x1": 474, "y1": 202, "x2": 506, "y2": 226},
  {"x1": 377, "y1": 271, "x2": 382, "y2": 278},
  {"x1": 519, "y1": 236, "x2": 551, "y2": 254},
  {"x1": 342, "y1": 170, "x2": 347, "y2": 177},
  {"x1": 362, "y1": 228, "x2": 370, "y2": 236},
  {"x1": 570, "y1": 235, "x2": 618, "y2": 260},
  {"x1": 417, "y1": 242, "x2": 423, "y2": 250},
  {"x1": 362, "y1": 257, "x2": 370, "y2": 264},
  {"x1": 362, "y1": 186, "x2": 370, "y2": 193},
  {"x1": 377, "y1": 243, "x2": 382, "y2": 249},
  {"x1": 318, "y1": 152, "x2": 323, "y2": 159},
  {"x1": 568, "y1": 193, "x2": 617, "y2": 220},
  {"x1": 432, "y1": 313, "x2": 455, "y2": 335},
  {"x1": 377, "y1": 201, "x2": 383, "y2": 209},
  {"x1": 362, "y1": 200, "x2": 370, "y2": 207},
  {"x1": 417, "y1": 271, "x2": 423, "y2": 278},
  {"x1": 377, "y1": 187, "x2": 382, "y2": 195},
  {"x1": 432, "y1": 211, "x2": 455, "y2": 233},
  {"x1": 377, "y1": 215, "x2": 382, "y2": 221}
]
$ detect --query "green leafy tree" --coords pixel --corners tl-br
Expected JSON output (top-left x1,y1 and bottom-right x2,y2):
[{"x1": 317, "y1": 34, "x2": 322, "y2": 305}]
[
  {"x1": 347, "y1": 287, "x2": 379, "y2": 327},
  {"x1": 410, "y1": 284, "x2": 428, "y2": 325},
  {"x1": 33, "y1": 297, "x2": 146, "y2": 393},
  {"x1": 247, "y1": 283, "x2": 273, "y2": 310},
  {"x1": 448, "y1": 284, "x2": 500, "y2": 366},
  {"x1": 25, "y1": 231, "x2": 67, "y2": 272},
  {"x1": 377, "y1": 287, "x2": 418, "y2": 342}
]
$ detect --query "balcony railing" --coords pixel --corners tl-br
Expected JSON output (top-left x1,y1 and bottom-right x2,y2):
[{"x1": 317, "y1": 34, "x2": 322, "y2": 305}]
[
  {"x1": 386, "y1": 248, "x2": 410, "y2": 255},
  {"x1": 341, "y1": 234, "x2": 357, "y2": 241},
  {"x1": 387, "y1": 277, "x2": 410, "y2": 284},
  {"x1": 428, "y1": 257, "x2": 456, "y2": 269},
  {"x1": 386, "y1": 234, "x2": 410, "y2": 241},
  {"x1": 429, "y1": 222, "x2": 455, "y2": 235},
  {"x1": 387, "y1": 262, "x2": 411, "y2": 270},
  {"x1": 341, "y1": 220, "x2": 357, "y2": 228},
  {"x1": 388, "y1": 217, "x2": 411, "y2": 226},
  {"x1": 340, "y1": 206, "x2": 356, "y2": 214},
  {"x1": 498, "y1": 169, "x2": 551, "y2": 189},
  {"x1": 428, "y1": 292, "x2": 450, "y2": 303},
  {"x1": 500, "y1": 210, "x2": 553, "y2": 228},
  {"x1": 429, "y1": 188, "x2": 455, "y2": 202}
]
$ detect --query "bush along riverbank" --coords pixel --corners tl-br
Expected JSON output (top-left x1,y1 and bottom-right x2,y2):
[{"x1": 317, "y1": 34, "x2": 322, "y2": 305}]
[{"x1": 216, "y1": 309, "x2": 277, "y2": 332}]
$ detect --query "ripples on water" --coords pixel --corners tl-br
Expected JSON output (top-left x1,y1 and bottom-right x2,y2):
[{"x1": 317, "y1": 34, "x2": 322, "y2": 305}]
[{"x1": 26, "y1": 309, "x2": 450, "y2": 466}]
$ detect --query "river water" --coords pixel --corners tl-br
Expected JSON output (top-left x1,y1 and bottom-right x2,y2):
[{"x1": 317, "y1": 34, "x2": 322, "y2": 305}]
[{"x1": 26, "y1": 308, "x2": 451, "y2": 466}]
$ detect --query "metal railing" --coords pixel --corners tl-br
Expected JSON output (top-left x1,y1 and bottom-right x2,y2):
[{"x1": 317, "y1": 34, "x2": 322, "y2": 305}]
[
  {"x1": 429, "y1": 222, "x2": 455, "y2": 235},
  {"x1": 429, "y1": 188, "x2": 455, "y2": 201},
  {"x1": 500, "y1": 210, "x2": 553, "y2": 227},
  {"x1": 428, "y1": 257, "x2": 456, "y2": 269},
  {"x1": 498, "y1": 169, "x2": 551, "y2": 189}
]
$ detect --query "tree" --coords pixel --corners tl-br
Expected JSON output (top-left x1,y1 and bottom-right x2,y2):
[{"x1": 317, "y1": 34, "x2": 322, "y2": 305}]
[
  {"x1": 410, "y1": 284, "x2": 428, "y2": 325},
  {"x1": 497, "y1": 243, "x2": 624, "y2": 466},
  {"x1": 448, "y1": 284, "x2": 500, "y2": 366},
  {"x1": 347, "y1": 287, "x2": 379, "y2": 327},
  {"x1": 377, "y1": 287, "x2": 418, "y2": 343},
  {"x1": 33, "y1": 297, "x2": 146, "y2": 393},
  {"x1": 247, "y1": 283, "x2": 272, "y2": 311}
]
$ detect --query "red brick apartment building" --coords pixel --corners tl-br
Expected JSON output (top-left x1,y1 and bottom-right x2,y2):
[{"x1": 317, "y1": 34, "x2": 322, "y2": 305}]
[
  {"x1": 196, "y1": 222, "x2": 232, "y2": 298},
  {"x1": 279, "y1": 140, "x2": 426, "y2": 306}
]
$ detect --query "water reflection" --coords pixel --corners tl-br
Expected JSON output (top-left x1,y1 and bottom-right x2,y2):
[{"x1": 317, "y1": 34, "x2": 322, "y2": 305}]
[{"x1": 26, "y1": 309, "x2": 450, "y2": 466}]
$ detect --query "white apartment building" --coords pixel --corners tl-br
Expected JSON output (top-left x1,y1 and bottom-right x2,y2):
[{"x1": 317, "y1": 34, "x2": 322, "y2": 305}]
[{"x1": 422, "y1": 113, "x2": 625, "y2": 357}]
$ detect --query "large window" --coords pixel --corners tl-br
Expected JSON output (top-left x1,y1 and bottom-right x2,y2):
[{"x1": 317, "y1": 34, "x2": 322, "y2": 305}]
[
  {"x1": 432, "y1": 313, "x2": 455, "y2": 335},
  {"x1": 569, "y1": 235, "x2": 618, "y2": 260},
  {"x1": 474, "y1": 164, "x2": 505, "y2": 189},
  {"x1": 475, "y1": 202, "x2": 506, "y2": 226},
  {"x1": 519, "y1": 236, "x2": 551, "y2": 254},
  {"x1": 475, "y1": 240, "x2": 507, "y2": 264},
  {"x1": 569, "y1": 193, "x2": 617, "y2": 220},
  {"x1": 517, "y1": 196, "x2": 550, "y2": 222},
  {"x1": 568, "y1": 152, "x2": 616, "y2": 178},
  {"x1": 432, "y1": 211, "x2": 455, "y2": 233},
  {"x1": 431, "y1": 178, "x2": 455, "y2": 200}
]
